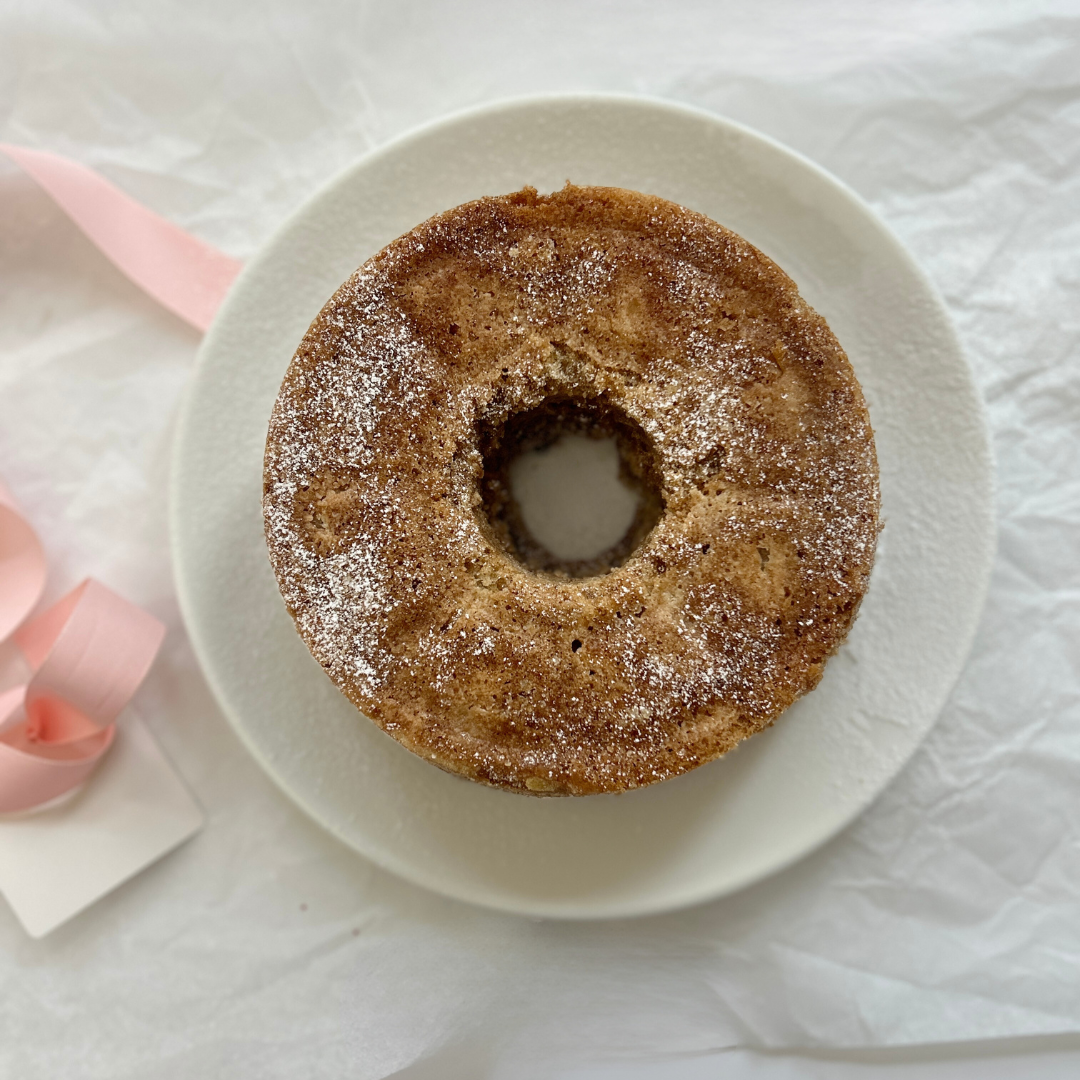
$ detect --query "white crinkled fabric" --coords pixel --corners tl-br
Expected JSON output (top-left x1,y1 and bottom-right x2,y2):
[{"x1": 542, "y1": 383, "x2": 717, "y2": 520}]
[{"x1": 0, "y1": 2, "x2": 1078, "y2": 1077}]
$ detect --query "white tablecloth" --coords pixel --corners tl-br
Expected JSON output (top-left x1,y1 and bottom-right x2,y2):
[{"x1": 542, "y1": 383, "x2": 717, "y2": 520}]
[{"x1": 2, "y1": 2, "x2": 1079, "y2": 1077}]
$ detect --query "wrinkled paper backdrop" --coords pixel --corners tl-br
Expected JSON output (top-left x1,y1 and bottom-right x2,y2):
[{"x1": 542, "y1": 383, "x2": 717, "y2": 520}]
[{"x1": 1, "y1": 1, "x2": 1078, "y2": 1077}]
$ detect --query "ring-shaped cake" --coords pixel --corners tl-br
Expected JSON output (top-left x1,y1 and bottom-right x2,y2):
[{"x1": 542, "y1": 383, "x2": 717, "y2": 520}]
[{"x1": 263, "y1": 184, "x2": 879, "y2": 796}]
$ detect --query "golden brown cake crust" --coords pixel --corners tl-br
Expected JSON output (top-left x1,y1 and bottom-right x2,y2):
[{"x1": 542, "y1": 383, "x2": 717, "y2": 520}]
[{"x1": 263, "y1": 184, "x2": 880, "y2": 796}]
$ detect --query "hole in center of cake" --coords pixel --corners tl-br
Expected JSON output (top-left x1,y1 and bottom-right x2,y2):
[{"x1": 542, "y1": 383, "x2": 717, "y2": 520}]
[{"x1": 478, "y1": 396, "x2": 664, "y2": 578}]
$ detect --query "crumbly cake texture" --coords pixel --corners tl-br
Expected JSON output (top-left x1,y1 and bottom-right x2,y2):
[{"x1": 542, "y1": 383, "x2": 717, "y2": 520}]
[{"x1": 263, "y1": 184, "x2": 880, "y2": 796}]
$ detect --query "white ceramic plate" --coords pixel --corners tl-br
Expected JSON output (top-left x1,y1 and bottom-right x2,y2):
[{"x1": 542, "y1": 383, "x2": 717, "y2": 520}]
[{"x1": 171, "y1": 95, "x2": 993, "y2": 919}]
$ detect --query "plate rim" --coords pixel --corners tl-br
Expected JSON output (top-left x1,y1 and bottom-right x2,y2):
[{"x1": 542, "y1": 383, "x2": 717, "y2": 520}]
[{"x1": 170, "y1": 91, "x2": 995, "y2": 919}]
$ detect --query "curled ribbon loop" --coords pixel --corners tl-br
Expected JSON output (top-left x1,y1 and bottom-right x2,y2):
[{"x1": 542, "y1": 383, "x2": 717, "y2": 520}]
[
  {"x1": 0, "y1": 484, "x2": 165, "y2": 814},
  {"x1": 0, "y1": 481, "x2": 46, "y2": 642}
]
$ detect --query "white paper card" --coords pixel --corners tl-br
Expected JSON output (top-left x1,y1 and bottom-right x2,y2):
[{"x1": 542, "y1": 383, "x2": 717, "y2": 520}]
[{"x1": 0, "y1": 710, "x2": 203, "y2": 938}]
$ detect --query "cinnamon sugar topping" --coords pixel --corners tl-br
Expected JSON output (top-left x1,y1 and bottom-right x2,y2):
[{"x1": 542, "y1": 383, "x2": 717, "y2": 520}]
[{"x1": 263, "y1": 184, "x2": 879, "y2": 796}]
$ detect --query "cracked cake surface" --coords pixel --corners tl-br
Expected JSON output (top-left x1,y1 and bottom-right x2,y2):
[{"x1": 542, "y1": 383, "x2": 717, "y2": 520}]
[{"x1": 263, "y1": 183, "x2": 880, "y2": 796}]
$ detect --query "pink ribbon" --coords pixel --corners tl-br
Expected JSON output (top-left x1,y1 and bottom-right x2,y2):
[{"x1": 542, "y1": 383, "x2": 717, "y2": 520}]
[
  {"x1": 0, "y1": 482, "x2": 166, "y2": 813},
  {"x1": 1, "y1": 143, "x2": 241, "y2": 332},
  {"x1": 0, "y1": 144, "x2": 235, "y2": 812}
]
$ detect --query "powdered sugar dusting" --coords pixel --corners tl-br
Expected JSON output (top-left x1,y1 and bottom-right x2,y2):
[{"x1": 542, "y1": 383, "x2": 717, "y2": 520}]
[{"x1": 263, "y1": 185, "x2": 880, "y2": 795}]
